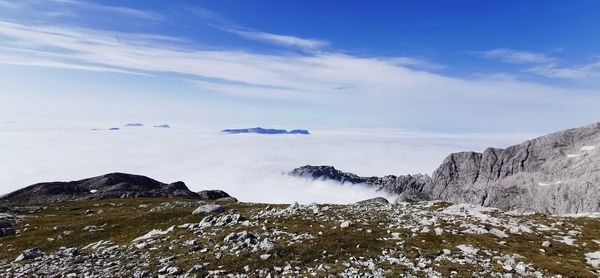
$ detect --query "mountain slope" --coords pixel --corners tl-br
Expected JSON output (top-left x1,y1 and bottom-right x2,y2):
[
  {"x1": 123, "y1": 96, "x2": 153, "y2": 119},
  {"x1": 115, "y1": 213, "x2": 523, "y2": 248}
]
[{"x1": 291, "y1": 122, "x2": 600, "y2": 214}]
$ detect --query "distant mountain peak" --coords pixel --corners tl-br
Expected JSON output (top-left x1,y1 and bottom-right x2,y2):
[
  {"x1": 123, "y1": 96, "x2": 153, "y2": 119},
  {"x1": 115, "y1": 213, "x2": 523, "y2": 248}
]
[
  {"x1": 222, "y1": 127, "x2": 309, "y2": 135},
  {"x1": 125, "y1": 123, "x2": 143, "y2": 127}
]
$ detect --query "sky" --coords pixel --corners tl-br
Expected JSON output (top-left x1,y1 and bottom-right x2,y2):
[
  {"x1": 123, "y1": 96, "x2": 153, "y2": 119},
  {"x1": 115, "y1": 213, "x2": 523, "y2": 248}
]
[{"x1": 1, "y1": 0, "x2": 600, "y2": 132}]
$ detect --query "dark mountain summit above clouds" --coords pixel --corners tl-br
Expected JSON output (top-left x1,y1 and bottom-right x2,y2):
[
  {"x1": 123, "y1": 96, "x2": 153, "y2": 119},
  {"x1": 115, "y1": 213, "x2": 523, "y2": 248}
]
[
  {"x1": 0, "y1": 173, "x2": 197, "y2": 204},
  {"x1": 222, "y1": 127, "x2": 310, "y2": 135},
  {"x1": 291, "y1": 122, "x2": 600, "y2": 214},
  {"x1": 0, "y1": 173, "x2": 234, "y2": 204},
  {"x1": 125, "y1": 123, "x2": 144, "y2": 127}
]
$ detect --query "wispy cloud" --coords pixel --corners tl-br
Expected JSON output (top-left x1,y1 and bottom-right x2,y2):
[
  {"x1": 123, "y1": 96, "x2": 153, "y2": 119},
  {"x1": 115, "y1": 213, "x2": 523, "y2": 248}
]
[
  {"x1": 226, "y1": 29, "x2": 328, "y2": 50},
  {"x1": 0, "y1": 20, "x2": 595, "y2": 102},
  {"x1": 479, "y1": 48, "x2": 600, "y2": 82},
  {"x1": 526, "y1": 60, "x2": 600, "y2": 81},
  {"x1": 188, "y1": 6, "x2": 328, "y2": 51},
  {"x1": 0, "y1": 0, "x2": 163, "y2": 22},
  {"x1": 69, "y1": 1, "x2": 164, "y2": 22},
  {"x1": 479, "y1": 48, "x2": 556, "y2": 64}
]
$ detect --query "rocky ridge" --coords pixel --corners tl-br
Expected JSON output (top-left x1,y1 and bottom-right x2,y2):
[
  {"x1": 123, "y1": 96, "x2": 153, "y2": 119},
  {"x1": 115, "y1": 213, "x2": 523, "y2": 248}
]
[
  {"x1": 291, "y1": 122, "x2": 600, "y2": 214},
  {"x1": 0, "y1": 173, "x2": 234, "y2": 204}
]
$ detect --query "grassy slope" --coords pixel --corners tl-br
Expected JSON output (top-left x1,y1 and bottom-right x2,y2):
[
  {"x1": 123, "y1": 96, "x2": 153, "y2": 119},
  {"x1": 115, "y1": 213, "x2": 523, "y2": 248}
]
[{"x1": 0, "y1": 198, "x2": 599, "y2": 277}]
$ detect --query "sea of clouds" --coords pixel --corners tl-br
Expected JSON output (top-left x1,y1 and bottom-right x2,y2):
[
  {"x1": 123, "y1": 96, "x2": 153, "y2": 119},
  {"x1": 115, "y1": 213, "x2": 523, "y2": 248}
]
[{"x1": 0, "y1": 122, "x2": 537, "y2": 204}]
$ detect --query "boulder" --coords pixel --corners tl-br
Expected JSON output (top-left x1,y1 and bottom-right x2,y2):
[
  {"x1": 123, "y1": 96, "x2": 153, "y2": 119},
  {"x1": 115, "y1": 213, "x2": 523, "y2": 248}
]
[
  {"x1": 192, "y1": 204, "x2": 224, "y2": 214},
  {"x1": 15, "y1": 248, "x2": 45, "y2": 262},
  {"x1": 0, "y1": 218, "x2": 15, "y2": 237},
  {"x1": 355, "y1": 197, "x2": 389, "y2": 205}
]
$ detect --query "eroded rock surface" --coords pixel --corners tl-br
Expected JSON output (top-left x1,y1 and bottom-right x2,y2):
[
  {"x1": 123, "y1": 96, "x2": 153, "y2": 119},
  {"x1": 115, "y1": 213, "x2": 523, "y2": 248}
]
[{"x1": 291, "y1": 122, "x2": 600, "y2": 213}]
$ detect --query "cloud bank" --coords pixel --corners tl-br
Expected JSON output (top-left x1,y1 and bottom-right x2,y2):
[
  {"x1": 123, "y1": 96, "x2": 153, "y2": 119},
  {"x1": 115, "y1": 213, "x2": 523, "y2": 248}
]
[{"x1": 0, "y1": 123, "x2": 536, "y2": 204}]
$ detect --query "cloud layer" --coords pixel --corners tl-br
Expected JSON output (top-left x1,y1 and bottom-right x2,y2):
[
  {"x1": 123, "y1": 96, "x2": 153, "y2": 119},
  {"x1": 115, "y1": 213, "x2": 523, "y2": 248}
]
[{"x1": 0, "y1": 123, "x2": 535, "y2": 204}]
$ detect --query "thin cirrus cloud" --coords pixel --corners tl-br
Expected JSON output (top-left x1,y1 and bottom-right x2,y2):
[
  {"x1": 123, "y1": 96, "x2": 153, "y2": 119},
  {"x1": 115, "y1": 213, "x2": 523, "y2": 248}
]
[
  {"x1": 0, "y1": 0, "x2": 164, "y2": 22},
  {"x1": 186, "y1": 6, "x2": 328, "y2": 51},
  {"x1": 0, "y1": 2, "x2": 599, "y2": 132},
  {"x1": 226, "y1": 28, "x2": 329, "y2": 50},
  {"x1": 0, "y1": 19, "x2": 598, "y2": 111},
  {"x1": 479, "y1": 48, "x2": 556, "y2": 64},
  {"x1": 479, "y1": 48, "x2": 600, "y2": 82}
]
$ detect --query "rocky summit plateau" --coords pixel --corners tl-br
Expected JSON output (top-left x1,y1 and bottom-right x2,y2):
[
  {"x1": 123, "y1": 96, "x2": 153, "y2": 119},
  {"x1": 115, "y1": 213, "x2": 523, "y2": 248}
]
[
  {"x1": 1, "y1": 196, "x2": 600, "y2": 277},
  {"x1": 291, "y1": 122, "x2": 600, "y2": 215}
]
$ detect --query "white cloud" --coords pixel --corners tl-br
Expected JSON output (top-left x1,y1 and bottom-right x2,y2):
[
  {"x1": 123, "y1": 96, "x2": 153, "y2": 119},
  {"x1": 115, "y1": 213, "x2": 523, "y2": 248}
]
[
  {"x1": 479, "y1": 48, "x2": 556, "y2": 65},
  {"x1": 0, "y1": 123, "x2": 535, "y2": 203},
  {"x1": 227, "y1": 29, "x2": 329, "y2": 50},
  {"x1": 527, "y1": 61, "x2": 600, "y2": 81},
  {"x1": 1, "y1": 20, "x2": 599, "y2": 131},
  {"x1": 187, "y1": 7, "x2": 328, "y2": 51},
  {"x1": 479, "y1": 48, "x2": 600, "y2": 82},
  {"x1": 5, "y1": 0, "x2": 165, "y2": 22}
]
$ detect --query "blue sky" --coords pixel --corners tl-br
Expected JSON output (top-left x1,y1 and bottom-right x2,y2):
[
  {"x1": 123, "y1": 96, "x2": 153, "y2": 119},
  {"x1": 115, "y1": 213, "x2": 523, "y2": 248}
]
[{"x1": 0, "y1": 0, "x2": 599, "y2": 132}]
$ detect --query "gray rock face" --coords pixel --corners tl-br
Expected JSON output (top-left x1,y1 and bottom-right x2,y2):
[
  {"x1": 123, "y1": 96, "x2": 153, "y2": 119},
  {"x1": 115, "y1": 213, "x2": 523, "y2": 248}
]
[
  {"x1": 0, "y1": 173, "x2": 201, "y2": 204},
  {"x1": 291, "y1": 122, "x2": 600, "y2": 214}
]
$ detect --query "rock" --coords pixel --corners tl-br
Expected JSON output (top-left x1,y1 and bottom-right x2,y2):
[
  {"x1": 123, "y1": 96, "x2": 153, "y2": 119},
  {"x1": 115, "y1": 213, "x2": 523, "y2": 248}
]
[
  {"x1": 56, "y1": 247, "x2": 79, "y2": 257},
  {"x1": 224, "y1": 231, "x2": 257, "y2": 245},
  {"x1": 489, "y1": 228, "x2": 509, "y2": 238},
  {"x1": 542, "y1": 241, "x2": 552, "y2": 248},
  {"x1": 216, "y1": 196, "x2": 238, "y2": 203},
  {"x1": 15, "y1": 248, "x2": 45, "y2": 262},
  {"x1": 290, "y1": 122, "x2": 600, "y2": 214},
  {"x1": 166, "y1": 267, "x2": 182, "y2": 275},
  {"x1": 434, "y1": 227, "x2": 444, "y2": 236},
  {"x1": 260, "y1": 254, "x2": 272, "y2": 260},
  {"x1": 340, "y1": 220, "x2": 353, "y2": 228},
  {"x1": 585, "y1": 251, "x2": 600, "y2": 267},
  {"x1": 0, "y1": 218, "x2": 16, "y2": 237},
  {"x1": 355, "y1": 197, "x2": 389, "y2": 205},
  {"x1": 515, "y1": 262, "x2": 527, "y2": 275},
  {"x1": 0, "y1": 173, "x2": 201, "y2": 204},
  {"x1": 257, "y1": 238, "x2": 276, "y2": 252},
  {"x1": 192, "y1": 204, "x2": 224, "y2": 214},
  {"x1": 82, "y1": 225, "x2": 98, "y2": 232},
  {"x1": 84, "y1": 209, "x2": 94, "y2": 215},
  {"x1": 456, "y1": 244, "x2": 478, "y2": 256},
  {"x1": 197, "y1": 190, "x2": 232, "y2": 200},
  {"x1": 188, "y1": 265, "x2": 204, "y2": 272}
]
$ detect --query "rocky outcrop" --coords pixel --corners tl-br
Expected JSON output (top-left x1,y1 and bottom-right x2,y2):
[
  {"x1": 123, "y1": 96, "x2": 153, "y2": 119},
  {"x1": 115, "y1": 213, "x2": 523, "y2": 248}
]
[
  {"x1": 0, "y1": 173, "x2": 201, "y2": 204},
  {"x1": 222, "y1": 127, "x2": 310, "y2": 135},
  {"x1": 291, "y1": 122, "x2": 600, "y2": 214},
  {"x1": 290, "y1": 165, "x2": 430, "y2": 200},
  {"x1": 355, "y1": 197, "x2": 390, "y2": 205},
  {"x1": 197, "y1": 190, "x2": 231, "y2": 200}
]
